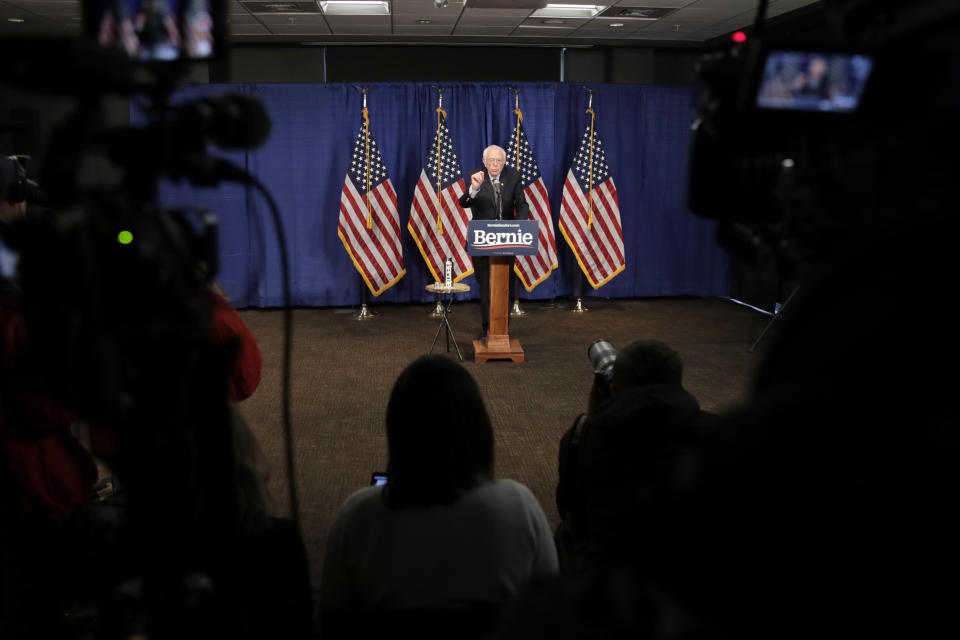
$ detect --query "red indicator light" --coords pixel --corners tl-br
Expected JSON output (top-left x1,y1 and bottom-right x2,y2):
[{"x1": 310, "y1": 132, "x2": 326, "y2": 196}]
[{"x1": 732, "y1": 31, "x2": 747, "y2": 43}]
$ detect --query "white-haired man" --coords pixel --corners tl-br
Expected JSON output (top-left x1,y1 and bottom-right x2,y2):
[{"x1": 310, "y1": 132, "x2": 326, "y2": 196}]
[{"x1": 458, "y1": 145, "x2": 530, "y2": 338}]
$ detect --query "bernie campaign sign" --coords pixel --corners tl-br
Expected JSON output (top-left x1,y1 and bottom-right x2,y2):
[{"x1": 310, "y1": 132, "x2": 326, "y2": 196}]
[{"x1": 467, "y1": 220, "x2": 540, "y2": 256}]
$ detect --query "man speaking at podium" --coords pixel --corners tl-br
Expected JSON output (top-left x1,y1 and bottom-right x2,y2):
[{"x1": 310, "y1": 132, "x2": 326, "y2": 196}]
[{"x1": 459, "y1": 145, "x2": 530, "y2": 338}]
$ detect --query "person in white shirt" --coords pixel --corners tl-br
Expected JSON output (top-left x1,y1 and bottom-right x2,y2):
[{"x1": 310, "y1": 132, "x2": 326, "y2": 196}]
[{"x1": 319, "y1": 354, "x2": 558, "y2": 615}]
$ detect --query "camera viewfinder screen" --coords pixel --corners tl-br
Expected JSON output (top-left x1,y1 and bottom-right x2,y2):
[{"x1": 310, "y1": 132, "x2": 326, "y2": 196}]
[
  {"x1": 88, "y1": 0, "x2": 218, "y2": 61},
  {"x1": 756, "y1": 51, "x2": 874, "y2": 113}
]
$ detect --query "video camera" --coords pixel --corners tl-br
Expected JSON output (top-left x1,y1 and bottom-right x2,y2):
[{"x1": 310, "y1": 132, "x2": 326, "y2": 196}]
[
  {"x1": 1, "y1": 4, "x2": 279, "y2": 637},
  {"x1": 687, "y1": 0, "x2": 960, "y2": 276},
  {"x1": 1, "y1": 0, "x2": 271, "y2": 418}
]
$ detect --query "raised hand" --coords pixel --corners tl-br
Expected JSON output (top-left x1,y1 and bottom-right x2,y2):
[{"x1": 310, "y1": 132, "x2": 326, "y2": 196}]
[{"x1": 470, "y1": 170, "x2": 485, "y2": 190}]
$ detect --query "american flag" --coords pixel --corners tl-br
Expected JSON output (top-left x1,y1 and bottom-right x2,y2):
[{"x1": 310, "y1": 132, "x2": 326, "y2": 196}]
[
  {"x1": 558, "y1": 119, "x2": 625, "y2": 289},
  {"x1": 408, "y1": 108, "x2": 473, "y2": 283},
  {"x1": 337, "y1": 117, "x2": 405, "y2": 296},
  {"x1": 506, "y1": 118, "x2": 558, "y2": 291}
]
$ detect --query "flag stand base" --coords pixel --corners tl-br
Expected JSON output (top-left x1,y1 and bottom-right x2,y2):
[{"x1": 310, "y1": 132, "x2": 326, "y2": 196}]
[
  {"x1": 429, "y1": 297, "x2": 444, "y2": 317},
  {"x1": 355, "y1": 303, "x2": 377, "y2": 320},
  {"x1": 571, "y1": 297, "x2": 588, "y2": 313},
  {"x1": 510, "y1": 299, "x2": 526, "y2": 317}
]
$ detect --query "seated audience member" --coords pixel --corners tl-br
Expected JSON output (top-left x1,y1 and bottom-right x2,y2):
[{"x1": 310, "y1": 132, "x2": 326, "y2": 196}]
[
  {"x1": 491, "y1": 568, "x2": 708, "y2": 640},
  {"x1": 1, "y1": 155, "x2": 98, "y2": 637},
  {"x1": 555, "y1": 340, "x2": 716, "y2": 577},
  {"x1": 218, "y1": 405, "x2": 314, "y2": 639},
  {"x1": 206, "y1": 281, "x2": 262, "y2": 402},
  {"x1": 63, "y1": 406, "x2": 315, "y2": 640},
  {"x1": 319, "y1": 355, "x2": 558, "y2": 637}
]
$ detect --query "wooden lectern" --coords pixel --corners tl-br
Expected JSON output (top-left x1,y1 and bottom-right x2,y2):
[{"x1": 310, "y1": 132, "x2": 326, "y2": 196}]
[
  {"x1": 467, "y1": 218, "x2": 538, "y2": 363},
  {"x1": 473, "y1": 255, "x2": 524, "y2": 363}
]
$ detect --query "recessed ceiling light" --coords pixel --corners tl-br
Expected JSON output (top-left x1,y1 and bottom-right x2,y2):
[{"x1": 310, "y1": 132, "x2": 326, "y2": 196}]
[
  {"x1": 7, "y1": 18, "x2": 25, "y2": 23},
  {"x1": 418, "y1": 19, "x2": 432, "y2": 24},
  {"x1": 542, "y1": 19, "x2": 566, "y2": 25},
  {"x1": 531, "y1": 4, "x2": 604, "y2": 19},
  {"x1": 609, "y1": 22, "x2": 624, "y2": 28},
  {"x1": 317, "y1": 1, "x2": 390, "y2": 15}
]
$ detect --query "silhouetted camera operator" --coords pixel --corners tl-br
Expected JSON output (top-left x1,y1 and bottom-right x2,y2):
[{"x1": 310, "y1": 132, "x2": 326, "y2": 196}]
[
  {"x1": 670, "y1": 2, "x2": 960, "y2": 638},
  {"x1": 555, "y1": 339, "x2": 717, "y2": 578}
]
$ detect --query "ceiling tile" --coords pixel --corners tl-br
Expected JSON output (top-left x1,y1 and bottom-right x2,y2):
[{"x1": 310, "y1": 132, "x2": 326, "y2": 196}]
[
  {"x1": 392, "y1": 24, "x2": 455, "y2": 34},
  {"x1": 514, "y1": 26, "x2": 579, "y2": 35},
  {"x1": 230, "y1": 1, "x2": 252, "y2": 15},
  {"x1": 393, "y1": 12, "x2": 458, "y2": 25},
  {"x1": 462, "y1": 6, "x2": 531, "y2": 19},
  {"x1": 227, "y1": 13, "x2": 261, "y2": 24},
  {"x1": 266, "y1": 23, "x2": 334, "y2": 34},
  {"x1": 768, "y1": 0, "x2": 819, "y2": 16},
  {"x1": 231, "y1": 23, "x2": 272, "y2": 35},
  {"x1": 453, "y1": 25, "x2": 515, "y2": 35},
  {"x1": 391, "y1": 0, "x2": 465, "y2": 14},
  {"x1": 628, "y1": 30, "x2": 703, "y2": 41},
  {"x1": 457, "y1": 14, "x2": 527, "y2": 26},
  {"x1": 667, "y1": 6, "x2": 753, "y2": 21},
  {"x1": 257, "y1": 13, "x2": 329, "y2": 24},
  {"x1": 709, "y1": 14, "x2": 756, "y2": 32},
  {"x1": 636, "y1": 19, "x2": 714, "y2": 32},
  {"x1": 325, "y1": 14, "x2": 392, "y2": 33},
  {"x1": 771, "y1": 0, "x2": 820, "y2": 9},
  {"x1": 693, "y1": 0, "x2": 761, "y2": 9},
  {"x1": 571, "y1": 26, "x2": 643, "y2": 37}
]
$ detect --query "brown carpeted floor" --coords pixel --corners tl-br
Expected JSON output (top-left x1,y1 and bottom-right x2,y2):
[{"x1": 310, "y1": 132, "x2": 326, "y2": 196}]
[{"x1": 236, "y1": 296, "x2": 768, "y2": 594}]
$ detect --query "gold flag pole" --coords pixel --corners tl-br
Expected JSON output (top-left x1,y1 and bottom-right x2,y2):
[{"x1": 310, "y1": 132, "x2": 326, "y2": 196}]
[
  {"x1": 355, "y1": 86, "x2": 377, "y2": 319},
  {"x1": 433, "y1": 86, "x2": 445, "y2": 237},
  {"x1": 586, "y1": 91, "x2": 595, "y2": 231},
  {"x1": 429, "y1": 87, "x2": 446, "y2": 317},
  {"x1": 509, "y1": 87, "x2": 527, "y2": 318},
  {"x1": 572, "y1": 88, "x2": 594, "y2": 314}
]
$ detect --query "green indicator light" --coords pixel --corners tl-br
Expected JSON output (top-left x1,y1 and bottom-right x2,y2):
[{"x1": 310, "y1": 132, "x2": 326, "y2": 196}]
[{"x1": 117, "y1": 230, "x2": 133, "y2": 245}]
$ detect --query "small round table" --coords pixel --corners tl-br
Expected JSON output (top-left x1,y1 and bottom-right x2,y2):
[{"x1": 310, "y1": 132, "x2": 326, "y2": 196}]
[{"x1": 426, "y1": 282, "x2": 471, "y2": 360}]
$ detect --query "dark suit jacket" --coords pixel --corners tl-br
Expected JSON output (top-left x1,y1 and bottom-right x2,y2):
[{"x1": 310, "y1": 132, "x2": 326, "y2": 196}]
[{"x1": 457, "y1": 166, "x2": 530, "y2": 221}]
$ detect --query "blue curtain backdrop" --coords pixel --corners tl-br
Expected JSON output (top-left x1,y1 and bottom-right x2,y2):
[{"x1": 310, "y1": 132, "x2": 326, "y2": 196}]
[{"x1": 151, "y1": 82, "x2": 729, "y2": 308}]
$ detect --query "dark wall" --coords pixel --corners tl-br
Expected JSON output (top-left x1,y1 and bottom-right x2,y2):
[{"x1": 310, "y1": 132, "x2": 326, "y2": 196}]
[
  {"x1": 563, "y1": 48, "x2": 698, "y2": 84},
  {"x1": 214, "y1": 44, "x2": 700, "y2": 85},
  {"x1": 326, "y1": 46, "x2": 563, "y2": 83},
  {"x1": 218, "y1": 47, "x2": 327, "y2": 83}
]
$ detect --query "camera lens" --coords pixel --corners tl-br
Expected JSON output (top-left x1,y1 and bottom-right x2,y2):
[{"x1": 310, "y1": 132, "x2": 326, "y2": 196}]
[{"x1": 587, "y1": 339, "x2": 617, "y2": 382}]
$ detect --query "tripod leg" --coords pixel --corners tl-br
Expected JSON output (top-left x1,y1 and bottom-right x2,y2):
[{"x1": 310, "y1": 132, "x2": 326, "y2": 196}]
[
  {"x1": 429, "y1": 309, "x2": 445, "y2": 354},
  {"x1": 750, "y1": 286, "x2": 800, "y2": 353},
  {"x1": 445, "y1": 314, "x2": 464, "y2": 361}
]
